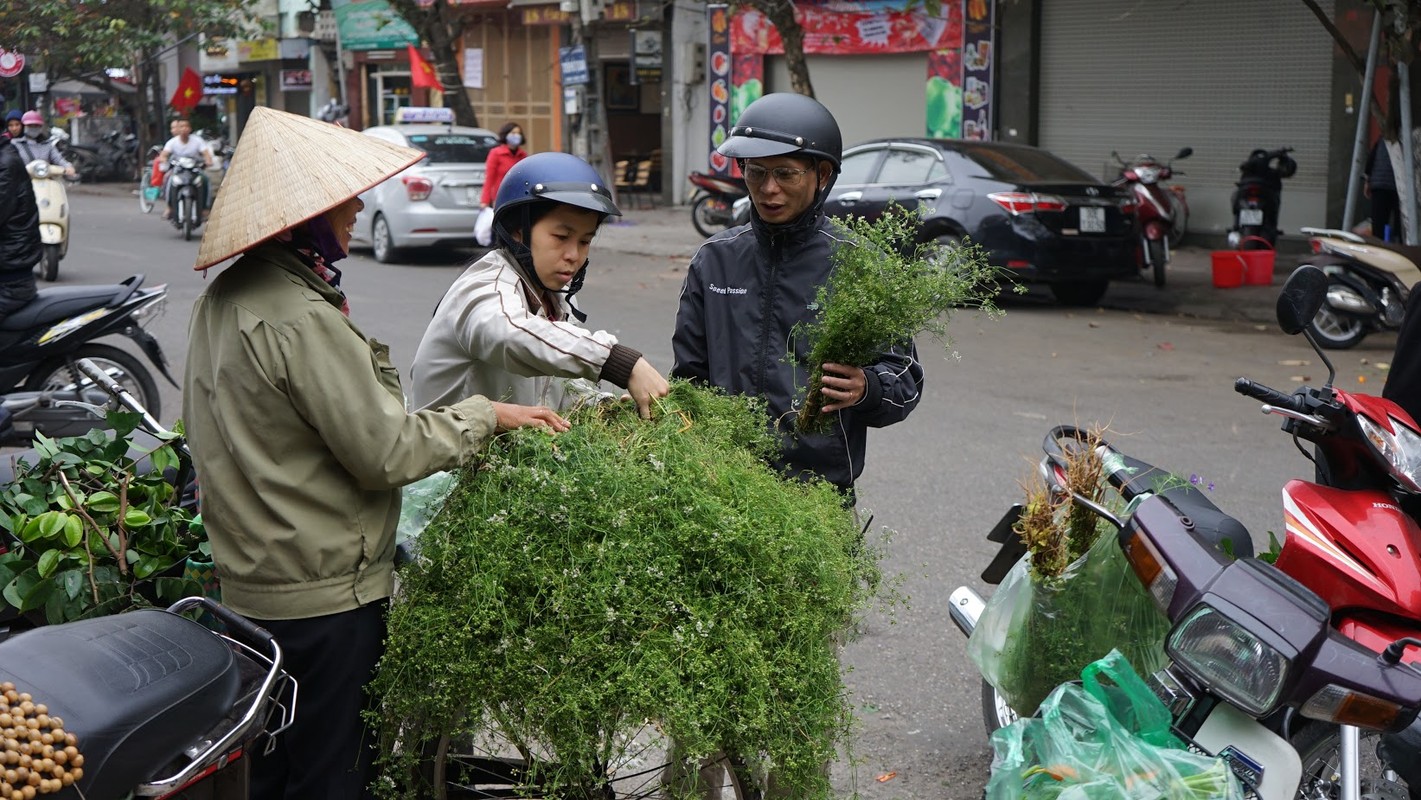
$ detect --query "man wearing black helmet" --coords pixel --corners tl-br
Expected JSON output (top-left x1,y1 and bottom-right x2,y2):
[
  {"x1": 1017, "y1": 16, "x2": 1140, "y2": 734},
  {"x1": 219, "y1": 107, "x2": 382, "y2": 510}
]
[{"x1": 671, "y1": 92, "x2": 924, "y2": 496}]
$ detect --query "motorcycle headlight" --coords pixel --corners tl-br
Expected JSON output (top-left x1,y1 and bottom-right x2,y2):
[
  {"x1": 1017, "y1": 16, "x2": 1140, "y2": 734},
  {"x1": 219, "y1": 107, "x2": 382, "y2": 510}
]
[
  {"x1": 1134, "y1": 165, "x2": 1161, "y2": 184},
  {"x1": 1166, "y1": 603, "x2": 1290, "y2": 717},
  {"x1": 31, "y1": 162, "x2": 49, "y2": 179},
  {"x1": 1357, "y1": 415, "x2": 1421, "y2": 493}
]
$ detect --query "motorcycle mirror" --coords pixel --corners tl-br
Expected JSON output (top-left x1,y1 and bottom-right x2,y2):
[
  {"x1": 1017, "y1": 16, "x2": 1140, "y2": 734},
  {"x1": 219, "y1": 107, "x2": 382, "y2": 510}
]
[
  {"x1": 1174, "y1": 147, "x2": 1193, "y2": 160},
  {"x1": 1276, "y1": 266, "x2": 1329, "y2": 335}
]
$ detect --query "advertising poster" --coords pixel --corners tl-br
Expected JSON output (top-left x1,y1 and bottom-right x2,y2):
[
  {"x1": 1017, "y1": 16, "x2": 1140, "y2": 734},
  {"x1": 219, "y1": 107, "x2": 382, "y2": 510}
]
[
  {"x1": 707, "y1": 4, "x2": 732, "y2": 176},
  {"x1": 732, "y1": 0, "x2": 960, "y2": 55},
  {"x1": 961, "y1": 0, "x2": 993, "y2": 139}
]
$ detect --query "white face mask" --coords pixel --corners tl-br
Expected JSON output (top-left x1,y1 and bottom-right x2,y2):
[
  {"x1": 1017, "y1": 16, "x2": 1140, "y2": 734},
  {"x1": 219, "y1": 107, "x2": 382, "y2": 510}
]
[
  {"x1": 23, "y1": 126, "x2": 42, "y2": 139},
  {"x1": 506, "y1": 133, "x2": 523, "y2": 148}
]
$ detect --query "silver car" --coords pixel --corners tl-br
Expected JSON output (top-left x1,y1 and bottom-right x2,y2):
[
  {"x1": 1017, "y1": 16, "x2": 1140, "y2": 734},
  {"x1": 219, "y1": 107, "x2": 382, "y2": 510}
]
[{"x1": 351, "y1": 117, "x2": 498, "y2": 263}]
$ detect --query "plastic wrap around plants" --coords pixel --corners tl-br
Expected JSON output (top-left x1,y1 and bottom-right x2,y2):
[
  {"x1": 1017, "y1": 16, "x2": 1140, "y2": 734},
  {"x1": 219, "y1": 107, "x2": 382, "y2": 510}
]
[
  {"x1": 986, "y1": 650, "x2": 1244, "y2": 800},
  {"x1": 967, "y1": 529, "x2": 1170, "y2": 717},
  {"x1": 369, "y1": 383, "x2": 883, "y2": 799}
]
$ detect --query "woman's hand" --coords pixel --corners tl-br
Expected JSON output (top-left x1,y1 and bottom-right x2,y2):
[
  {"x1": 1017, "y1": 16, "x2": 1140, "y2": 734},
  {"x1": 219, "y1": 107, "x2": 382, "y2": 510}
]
[
  {"x1": 818, "y1": 363, "x2": 867, "y2": 413},
  {"x1": 491, "y1": 402, "x2": 570, "y2": 433},
  {"x1": 625, "y1": 358, "x2": 670, "y2": 419}
]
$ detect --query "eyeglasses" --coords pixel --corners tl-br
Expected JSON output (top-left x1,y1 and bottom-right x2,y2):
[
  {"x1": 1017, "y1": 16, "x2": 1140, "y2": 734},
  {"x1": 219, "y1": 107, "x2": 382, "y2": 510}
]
[{"x1": 743, "y1": 164, "x2": 813, "y2": 188}]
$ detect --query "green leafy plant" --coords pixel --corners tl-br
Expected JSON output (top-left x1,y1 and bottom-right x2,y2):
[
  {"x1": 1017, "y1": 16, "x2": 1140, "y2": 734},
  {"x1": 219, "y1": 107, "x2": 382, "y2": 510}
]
[
  {"x1": 0, "y1": 412, "x2": 207, "y2": 624},
  {"x1": 793, "y1": 204, "x2": 1005, "y2": 434},
  {"x1": 369, "y1": 382, "x2": 888, "y2": 799}
]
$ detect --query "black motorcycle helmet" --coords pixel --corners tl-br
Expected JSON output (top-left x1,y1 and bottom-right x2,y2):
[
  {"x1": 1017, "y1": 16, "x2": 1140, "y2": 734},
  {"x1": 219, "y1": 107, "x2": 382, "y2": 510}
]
[{"x1": 717, "y1": 93, "x2": 842, "y2": 226}]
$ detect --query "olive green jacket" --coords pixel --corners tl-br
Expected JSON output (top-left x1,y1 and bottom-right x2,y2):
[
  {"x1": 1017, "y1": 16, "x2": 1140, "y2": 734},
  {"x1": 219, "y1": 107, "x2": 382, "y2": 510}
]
[{"x1": 183, "y1": 242, "x2": 496, "y2": 620}]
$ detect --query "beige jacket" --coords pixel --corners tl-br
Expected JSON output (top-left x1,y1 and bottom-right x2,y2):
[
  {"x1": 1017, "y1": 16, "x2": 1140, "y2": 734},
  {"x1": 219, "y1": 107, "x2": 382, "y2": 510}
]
[
  {"x1": 409, "y1": 248, "x2": 640, "y2": 411},
  {"x1": 183, "y1": 242, "x2": 497, "y2": 620}
]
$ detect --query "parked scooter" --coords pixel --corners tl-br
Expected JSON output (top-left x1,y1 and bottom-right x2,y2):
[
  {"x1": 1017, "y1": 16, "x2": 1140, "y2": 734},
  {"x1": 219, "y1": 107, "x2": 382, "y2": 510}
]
[
  {"x1": 25, "y1": 159, "x2": 73, "y2": 282},
  {"x1": 0, "y1": 274, "x2": 176, "y2": 446},
  {"x1": 952, "y1": 265, "x2": 1421, "y2": 798},
  {"x1": 165, "y1": 156, "x2": 208, "y2": 241},
  {"x1": 1294, "y1": 226, "x2": 1421, "y2": 349},
  {"x1": 688, "y1": 171, "x2": 749, "y2": 238},
  {"x1": 1227, "y1": 146, "x2": 1296, "y2": 250},
  {"x1": 1111, "y1": 147, "x2": 1192, "y2": 288},
  {"x1": 62, "y1": 129, "x2": 139, "y2": 183}
]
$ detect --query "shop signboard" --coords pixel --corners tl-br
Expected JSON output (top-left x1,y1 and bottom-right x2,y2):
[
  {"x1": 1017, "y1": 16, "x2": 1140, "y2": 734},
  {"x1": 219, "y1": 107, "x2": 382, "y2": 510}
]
[
  {"x1": 330, "y1": 0, "x2": 419, "y2": 51},
  {"x1": 281, "y1": 69, "x2": 313, "y2": 91},
  {"x1": 629, "y1": 29, "x2": 661, "y2": 85},
  {"x1": 706, "y1": 4, "x2": 731, "y2": 177},
  {"x1": 559, "y1": 45, "x2": 589, "y2": 86}
]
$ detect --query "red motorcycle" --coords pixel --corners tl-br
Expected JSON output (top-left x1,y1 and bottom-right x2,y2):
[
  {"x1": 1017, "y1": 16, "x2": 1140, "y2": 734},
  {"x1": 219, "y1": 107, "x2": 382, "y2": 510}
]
[
  {"x1": 954, "y1": 265, "x2": 1421, "y2": 798},
  {"x1": 1112, "y1": 147, "x2": 1191, "y2": 288}
]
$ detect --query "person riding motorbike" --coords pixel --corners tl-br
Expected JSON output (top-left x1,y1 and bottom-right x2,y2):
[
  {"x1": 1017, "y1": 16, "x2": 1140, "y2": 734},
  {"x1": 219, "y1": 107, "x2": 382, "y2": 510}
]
[
  {"x1": 8, "y1": 111, "x2": 75, "y2": 178},
  {"x1": 160, "y1": 118, "x2": 213, "y2": 220}
]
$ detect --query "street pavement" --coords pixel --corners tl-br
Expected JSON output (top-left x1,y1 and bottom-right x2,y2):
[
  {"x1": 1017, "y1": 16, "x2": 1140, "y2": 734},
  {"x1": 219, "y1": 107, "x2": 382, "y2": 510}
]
[
  {"x1": 76, "y1": 180, "x2": 1293, "y2": 327},
  {"x1": 587, "y1": 197, "x2": 1292, "y2": 326}
]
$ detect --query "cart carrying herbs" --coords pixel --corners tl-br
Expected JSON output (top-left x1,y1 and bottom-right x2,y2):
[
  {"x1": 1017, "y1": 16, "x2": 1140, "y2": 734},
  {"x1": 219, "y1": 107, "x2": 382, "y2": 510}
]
[{"x1": 369, "y1": 384, "x2": 888, "y2": 800}]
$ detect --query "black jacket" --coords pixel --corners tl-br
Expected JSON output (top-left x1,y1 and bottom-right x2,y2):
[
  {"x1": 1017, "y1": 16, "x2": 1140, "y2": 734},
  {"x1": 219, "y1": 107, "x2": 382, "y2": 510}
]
[
  {"x1": 671, "y1": 211, "x2": 923, "y2": 491},
  {"x1": 0, "y1": 134, "x2": 41, "y2": 283}
]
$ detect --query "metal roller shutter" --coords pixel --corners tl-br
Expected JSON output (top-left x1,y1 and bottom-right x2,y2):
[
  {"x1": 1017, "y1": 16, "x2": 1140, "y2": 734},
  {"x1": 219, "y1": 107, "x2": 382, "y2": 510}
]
[
  {"x1": 1038, "y1": 0, "x2": 1335, "y2": 236},
  {"x1": 766, "y1": 53, "x2": 929, "y2": 150}
]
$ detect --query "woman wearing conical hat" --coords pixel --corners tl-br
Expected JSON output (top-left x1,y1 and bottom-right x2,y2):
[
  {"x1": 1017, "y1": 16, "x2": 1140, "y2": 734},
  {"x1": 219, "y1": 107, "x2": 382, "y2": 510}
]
[{"x1": 183, "y1": 106, "x2": 569, "y2": 799}]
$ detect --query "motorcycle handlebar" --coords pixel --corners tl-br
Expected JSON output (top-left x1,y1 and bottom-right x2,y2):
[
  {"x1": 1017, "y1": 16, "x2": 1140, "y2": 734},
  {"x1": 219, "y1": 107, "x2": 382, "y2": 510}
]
[{"x1": 1234, "y1": 377, "x2": 1305, "y2": 413}]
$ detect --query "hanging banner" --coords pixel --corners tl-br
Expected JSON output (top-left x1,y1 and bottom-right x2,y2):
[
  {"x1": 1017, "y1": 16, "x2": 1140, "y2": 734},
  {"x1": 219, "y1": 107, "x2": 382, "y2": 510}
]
[
  {"x1": 330, "y1": 0, "x2": 420, "y2": 51},
  {"x1": 707, "y1": 3, "x2": 732, "y2": 176},
  {"x1": 925, "y1": 46, "x2": 962, "y2": 139},
  {"x1": 961, "y1": 0, "x2": 993, "y2": 139},
  {"x1": 732, "y1": 0, "x2": 960, "y2": 56}
]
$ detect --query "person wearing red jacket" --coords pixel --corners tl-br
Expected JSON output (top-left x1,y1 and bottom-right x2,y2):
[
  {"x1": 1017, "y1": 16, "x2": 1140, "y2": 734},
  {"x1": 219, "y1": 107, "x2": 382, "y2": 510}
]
[{"x1": 479, "y1": 121, "x2": 528, "y2": 208}]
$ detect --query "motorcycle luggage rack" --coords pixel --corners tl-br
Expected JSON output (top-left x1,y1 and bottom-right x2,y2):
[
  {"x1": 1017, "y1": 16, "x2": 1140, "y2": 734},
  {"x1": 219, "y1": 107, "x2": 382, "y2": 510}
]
[{"x1": 1299, "y1": 226, "x2": 1365, "y2": 244}]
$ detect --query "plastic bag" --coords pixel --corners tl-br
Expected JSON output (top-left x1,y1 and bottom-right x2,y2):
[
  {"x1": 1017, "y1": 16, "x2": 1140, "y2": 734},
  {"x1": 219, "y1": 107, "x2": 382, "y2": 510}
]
[
  {"x1": 967, "y1": 527, "x2": 1170, "y2": 716},
  {"x1": 474, "y1": 206, "x2": 495, "y2": 247},
  {"x1": 398, "y1": 470, "x2": 458, "y2": 551},
  {"x1": 986, "y1": 650, "x2": 1243, "y2": 800}
]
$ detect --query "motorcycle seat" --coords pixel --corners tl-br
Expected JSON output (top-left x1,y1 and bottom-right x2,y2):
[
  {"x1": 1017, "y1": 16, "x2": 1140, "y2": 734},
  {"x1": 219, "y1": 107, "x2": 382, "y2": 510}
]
[
  {"x1": 1359, "y1": 236, "x2": 1421, "y2": 268},
  {"x1": 0, "y1": 609, "x2": 241, "y2": 799},
  {"x1": 1108, "y1": 451, "x2": 1254, "y2": 558},
  {"x1": 0, "y1": 276, "x2": 144, "y2": 332}
]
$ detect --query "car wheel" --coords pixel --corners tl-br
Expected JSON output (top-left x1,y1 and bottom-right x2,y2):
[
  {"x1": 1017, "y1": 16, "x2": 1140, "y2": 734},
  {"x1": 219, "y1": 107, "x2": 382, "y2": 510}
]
[
  {"x1": 372, "y1": 214, "x2": 401, "y2": 263},
  {"x1": 1049, "y1": 280, "x2": 1109, "y2": 307}
]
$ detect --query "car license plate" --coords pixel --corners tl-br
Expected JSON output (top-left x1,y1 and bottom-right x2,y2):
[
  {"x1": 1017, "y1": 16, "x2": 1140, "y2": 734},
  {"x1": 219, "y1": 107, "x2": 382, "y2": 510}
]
[
  {"x1": 1239, "y1": 208, "x2": 1264, "y2": 226},
  {"x1": 1079, "y1": 206, "x2": 1106, "y2": 233},
  {"x1": 465, "y1": 187, "x2": 479, "y2": 206}
]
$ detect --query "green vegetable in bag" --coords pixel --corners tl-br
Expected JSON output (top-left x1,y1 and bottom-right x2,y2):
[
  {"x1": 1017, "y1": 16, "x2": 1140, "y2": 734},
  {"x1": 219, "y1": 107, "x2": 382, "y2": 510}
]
[
  {"x1": 986, "y1": 650, "x2": 1243, "y2": 800},
  {"x1": 967, "y1": 530, "x2": 1170, "y2": 716}
]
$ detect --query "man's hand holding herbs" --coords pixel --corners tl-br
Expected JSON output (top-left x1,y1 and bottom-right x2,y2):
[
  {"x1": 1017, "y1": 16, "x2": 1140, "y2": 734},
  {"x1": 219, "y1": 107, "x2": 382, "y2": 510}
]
[
  {"x1": 624, "y1": 358, "x2": 671, "y2": 420},
  {"x1": 491, "y1": 401, "x2": 571, "y2": 433},
  {"x1": 817, "y1": 362, "x2": 868, "y2": 413}
]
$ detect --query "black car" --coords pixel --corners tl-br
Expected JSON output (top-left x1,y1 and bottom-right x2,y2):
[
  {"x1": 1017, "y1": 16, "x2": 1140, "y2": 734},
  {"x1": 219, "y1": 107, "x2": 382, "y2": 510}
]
[{"x1": 825, "y1": 138, "x2": 1139, "y2": 306}]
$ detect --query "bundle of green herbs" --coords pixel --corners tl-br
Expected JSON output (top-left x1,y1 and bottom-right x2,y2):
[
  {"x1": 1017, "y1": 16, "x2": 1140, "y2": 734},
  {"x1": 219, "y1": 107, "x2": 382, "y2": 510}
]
[
  {"x1": 970, "y1": 428, "x2": 1169, "y2": 715},
  {"x1": 0, "y1": 413, "x2": 207, "y2": 624},
  {"x1": 369, "y1": 382, "x2": 884, "y2": 799},
  {"x1": 793, "y1": 205, "x2": 1002, "y2": 434}
]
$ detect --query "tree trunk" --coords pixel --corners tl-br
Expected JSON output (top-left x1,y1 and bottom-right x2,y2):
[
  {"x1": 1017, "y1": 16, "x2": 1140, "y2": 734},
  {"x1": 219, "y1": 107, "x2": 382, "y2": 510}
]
[
  {"x1": 387, "y1": 0, "x2": 480, "y2": 128},
  {"x1": 429, "y1": 2, "x2": 478, "y2": 128},
  {"x1": 744, "y1": 0, "x2": 814, "y2": 97}
]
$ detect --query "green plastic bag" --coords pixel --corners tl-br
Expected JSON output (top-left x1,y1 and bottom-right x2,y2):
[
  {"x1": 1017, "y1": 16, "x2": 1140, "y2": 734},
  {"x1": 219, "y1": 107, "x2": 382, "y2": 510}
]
[
  {"x1": 967, "y1": 527, "x2": 1170, "y2": 716},
  {"x1": 986, "y1": 650, "x2": 1243, "y2": 800}
]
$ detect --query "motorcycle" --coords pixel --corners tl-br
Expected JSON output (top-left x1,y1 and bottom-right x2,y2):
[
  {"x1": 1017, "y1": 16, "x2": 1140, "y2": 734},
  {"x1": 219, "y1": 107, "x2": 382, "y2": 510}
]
[
  {"x1": 164, "y1": 156, "x2": 209, "y2": 241},
  {"x1": 0, "y1": 273, "x2": 176, "y2": 446},
  {"x1": 0, "y1": 595, "x2": 295, "y2": 799},
  {"x1": 62, "y1": 129, "x2": 139, "y2": 183},
  {"x1": 952, "y1": 265, "x2": 1421, "y2": 799},
  {"x1": 1111, "y1": 147, "x2": 1192, "y2": 288},
  {"x1": 687, "y1": 171, "x2": 748, "y2": 238},
  {"x1": 25, "y1": 159, "x2": 73, "y2": 282},
  {"x1": 1294, "y1": 225, "x2": 1421, "y2": 350},
  {"x1": 1227, "y1": 146, "x2": 1297, "y2": 250}
]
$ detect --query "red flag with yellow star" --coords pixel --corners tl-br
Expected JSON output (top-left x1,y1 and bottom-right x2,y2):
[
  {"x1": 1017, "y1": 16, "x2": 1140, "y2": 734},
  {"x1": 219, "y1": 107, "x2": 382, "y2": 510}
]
[
  {"x1": 170, "y1": 67, "x2": 202, "y2": 113},
  {"x1": 407, "y1": 45, "x2": 443, "y2": 91}
]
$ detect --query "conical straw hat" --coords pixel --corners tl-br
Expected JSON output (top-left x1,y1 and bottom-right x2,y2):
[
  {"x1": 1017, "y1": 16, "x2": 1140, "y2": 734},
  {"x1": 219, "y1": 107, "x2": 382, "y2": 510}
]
[{"x1": 194, "y1": 106, "x2": 424, "y2": 270}]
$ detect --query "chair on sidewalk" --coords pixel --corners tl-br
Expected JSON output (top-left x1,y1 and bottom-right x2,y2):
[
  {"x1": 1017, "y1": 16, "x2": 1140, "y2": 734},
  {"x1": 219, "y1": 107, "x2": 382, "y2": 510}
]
[{"x1": 622, "y1": 159, "x2": 656, "y2": 210}]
